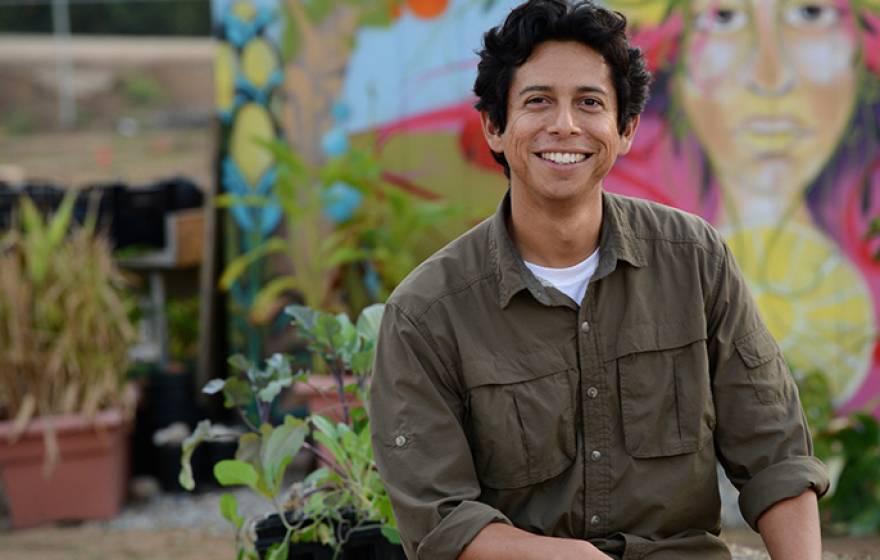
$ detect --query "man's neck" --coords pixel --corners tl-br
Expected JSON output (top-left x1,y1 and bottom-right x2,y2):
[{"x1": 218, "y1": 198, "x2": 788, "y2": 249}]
[{"x1": 508, "y1": 186, "x2": 603, "y2": 268}]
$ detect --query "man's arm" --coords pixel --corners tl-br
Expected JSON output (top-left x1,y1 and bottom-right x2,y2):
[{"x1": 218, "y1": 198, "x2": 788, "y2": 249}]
[
  {"x1": 460, "y1": 523, "x2": 611, "y2": 560},
  {"x1": 757, "y1": 490, "x2": 821, "y2": 560}
]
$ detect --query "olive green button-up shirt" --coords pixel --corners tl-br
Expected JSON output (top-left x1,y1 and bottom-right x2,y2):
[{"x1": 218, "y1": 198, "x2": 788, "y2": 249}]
[{"x1": 370, "y1": 191, "x2": 829, "y2": 560}]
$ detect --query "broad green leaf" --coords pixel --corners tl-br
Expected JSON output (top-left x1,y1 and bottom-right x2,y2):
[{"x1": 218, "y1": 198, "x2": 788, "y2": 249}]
[
  {"x1": 350, "y1": 349, "x2": 374, "y2": 376},
  {"x1": 261, "y1": 415, "x2": 308, "y2": 492},
  {"x1": 313, "y1": 313, "x2": 342, "y2": 349},
  {"x1": 179, "y1": 419, "x2": 212, "y2": 491},
  {"x1": 356, "y1": 304, "x2": 385, "y2": 344},
  {"x1": 257, "y1": 377, "x2": 294, "y2": 403},
  {"x1": 219, "y1": 492, "x2": 245, "y2": 529},
  {"x1": 228, "y1": 354, "x2": 251, "y2": 373},
  {"x1": 223, "y1": 377, "x2": 254, "y2": 409},
  {"x1": 214, "y1": 459, "x2": 259, "y2": 489},
  {"x1": 236, "y1": 432, "x2": 262, "y2": 467},
  {"x1": 285, "y1": 304, "x2": 317, "y2": 332},
  {"x1": 202, "y1": 378, "x2": 226, "y2": 394},
  {"x1": 381, "y1": 526, "x2": 401, "y2": 545}
]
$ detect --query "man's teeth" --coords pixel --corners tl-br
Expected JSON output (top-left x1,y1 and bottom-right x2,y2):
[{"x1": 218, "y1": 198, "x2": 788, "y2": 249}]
[{"x1": 540, "y1": 152, "x2": 587, "y2": 164}]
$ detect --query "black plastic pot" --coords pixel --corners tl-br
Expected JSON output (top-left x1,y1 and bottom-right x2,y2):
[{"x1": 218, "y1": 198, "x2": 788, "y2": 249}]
[{"x1": 255, "y1": 511, "x2": 405, "y2": 560}]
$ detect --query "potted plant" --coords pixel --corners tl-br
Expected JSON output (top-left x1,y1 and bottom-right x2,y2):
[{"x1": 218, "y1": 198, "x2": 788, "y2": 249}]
[
  {"x1": 180, "y1": 303, "x2": 402, "y2": 559},
  {"x1": 0, "y1": 193, "x2": 138, "y2": 528}
]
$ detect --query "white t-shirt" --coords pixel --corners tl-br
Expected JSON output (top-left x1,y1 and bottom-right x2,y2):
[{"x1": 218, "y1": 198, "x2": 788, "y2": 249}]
[{"x1": 524, "y1": 249, "x2": 600, "y2": 305}]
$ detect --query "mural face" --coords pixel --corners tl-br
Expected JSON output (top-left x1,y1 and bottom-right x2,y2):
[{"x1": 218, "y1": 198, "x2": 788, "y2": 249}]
[
  {"x1": 213, "y1": 0, "x2": 880, "y2": 414},
  {"x1": 678, "y1": 0, "x2": 858, "y2": 214}
]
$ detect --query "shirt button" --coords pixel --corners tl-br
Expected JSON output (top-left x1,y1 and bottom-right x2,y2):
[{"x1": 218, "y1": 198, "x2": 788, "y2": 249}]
[
  {"x1": 580, "y1": 321, "x2": 590, "y2": 333},
  {"x1": 590, "y1": 514, "x2": 601, "y2": 526},
  {"x1": 590, "y1": 450, "x2": 602, "y2": 462},
  {"x1": 586, "y1": 386, "x2": 598, "y2": 399},
  {"x1": 394, "y1": 435, "x2": 407, "y2": 447}
]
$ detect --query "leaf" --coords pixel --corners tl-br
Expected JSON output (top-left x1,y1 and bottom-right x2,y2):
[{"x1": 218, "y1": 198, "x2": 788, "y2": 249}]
[
  {"x1": 265, "y1": 537, "x2": 289, "y2": 560},
  {"x1": 257, "y1": 377, "x2": 294, "y2": 403},
  {"x1": 228, "y1": 354, "x2": 251, "y2": 373},
  {"x1": 356, "y1": 304, "x2": 384, "y2": 344},
  {"x1": 285, "y1": 304, "x2": 317, "y2": 333},
  {"x1": 202, "y1": 378, "x2": 226, "y2": 395},
  {"x1": 261, "y1": 415, "x2": 308, "y2": 493},
  {"x1": 223, "y1": 377, "x2": 254, "y2": 409},
  {"x1": 236, "y1": 432, "x2": 262, "y2": 467},
  {"x1": 350, "y1": 349, "x2": 374, "y2": 376},
  {"x1": 219, "y1": 237, "x2": 289, "y2": 290},
  {"x1": 219, "y1": 492, "x2": 245, "y2": 529},
  {"x1": 214, "y1": 459, "x2": 260, "y2": 490},
  {"x1": 381, "y1": 526, "x2": 401, "y2": 545},
  {"x1": 179, "y1": 420, "x2": 212, "y2": 491},
  {"x1": 46, "y1": 191, "x2": 76, "y2": 249},
  {"x1": 249, "y1": 275, "x2": 301, "y2": 325}
]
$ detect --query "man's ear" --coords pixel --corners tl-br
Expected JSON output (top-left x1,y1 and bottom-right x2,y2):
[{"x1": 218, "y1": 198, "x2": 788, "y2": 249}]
[
  {"x1": 618, "y1": 114, "x2": 640, "y2": 156},
  {"x1": 480, "y1": 111, "x2": 504, "y2": 153}
]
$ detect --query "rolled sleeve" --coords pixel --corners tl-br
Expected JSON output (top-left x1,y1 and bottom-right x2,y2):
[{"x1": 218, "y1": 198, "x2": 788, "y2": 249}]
[
  {"x1": 370, "y1": 302, "x2": 510, "y2": 559},
  {"x1": 738, "y1": 456, "x2": 829, "y2": 531},
  {"x1": 707, "y1": 240, "x2": 829, "y2": 531},
  {"x1": 419, "y1": 500, "x2": 511, "y2": 559}
]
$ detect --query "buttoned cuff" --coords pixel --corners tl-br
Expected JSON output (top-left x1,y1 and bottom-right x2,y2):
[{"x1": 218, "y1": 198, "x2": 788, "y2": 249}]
[
  {"x1": 738, "y1": 456, "x2": 829, "y2": 531},
  {"x1": 417, "y1": 500, "x2": 512, "y2": 560}
]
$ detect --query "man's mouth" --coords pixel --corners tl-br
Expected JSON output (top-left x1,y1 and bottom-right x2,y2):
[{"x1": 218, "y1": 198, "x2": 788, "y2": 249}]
[{"x1": 537, "y1": 151, "x2": 590, "y2": 165}]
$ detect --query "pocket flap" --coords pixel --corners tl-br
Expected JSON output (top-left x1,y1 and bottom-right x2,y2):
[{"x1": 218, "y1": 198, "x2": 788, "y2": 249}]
[
  {"x1": 462, "y1": 348, "x2": 570, "y2": 389},
  {"x1": 735, "y1": 328, "x2": 778, "y2": 368},
  {"x1": 611, "y1": 317, "x2": 706, "y2": 359}
]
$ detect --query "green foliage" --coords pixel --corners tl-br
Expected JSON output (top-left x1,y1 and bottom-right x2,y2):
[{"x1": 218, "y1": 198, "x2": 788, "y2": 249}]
[
  {"x1": 166, "y1": 296, "x2": 200, "y2": 362},
  {"x1": 795, "y1": 370, "x2": 880, "y2": 536},
  {"x1": 120, "y1": 73, "x2": 166, "y2": 107},
  {"x1": 180, "y1": 304, "x2": 396, "y2": 557},
  {"x1": 218, "y1": 140, "x2": 459, "y2": 322}
]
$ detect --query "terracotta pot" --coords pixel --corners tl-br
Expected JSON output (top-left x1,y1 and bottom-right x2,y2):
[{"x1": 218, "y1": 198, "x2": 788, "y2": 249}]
[
  {"x1": 296, "y1": 375, "x2": 361, "y2": 423},
  {"x1": 0, "y1": 408, "x2": 130, "y2": 529}
]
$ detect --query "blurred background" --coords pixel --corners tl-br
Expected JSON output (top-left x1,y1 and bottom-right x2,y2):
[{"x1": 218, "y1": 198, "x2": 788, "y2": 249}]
[{"x1": 0, "y1": 0, "x2": 878, "y2": 558}]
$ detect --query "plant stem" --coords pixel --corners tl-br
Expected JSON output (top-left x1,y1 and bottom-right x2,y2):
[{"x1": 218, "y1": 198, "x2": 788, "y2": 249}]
[
  {"x1": 330, "y1": 358, "x2": 350, "y2": 425},
  {"x1": 303, "y1": 441, "x2": 347, "y2": 478}
]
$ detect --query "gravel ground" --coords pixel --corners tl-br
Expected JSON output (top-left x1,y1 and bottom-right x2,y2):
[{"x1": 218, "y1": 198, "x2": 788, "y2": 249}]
[{"x1": 2, "y1": 481, "x2": 875, "y2": 559}]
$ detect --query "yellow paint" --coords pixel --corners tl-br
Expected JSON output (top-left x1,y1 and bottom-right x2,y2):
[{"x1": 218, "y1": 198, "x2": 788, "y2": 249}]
[
  {"x1": 232, "y1": 0, "x2": 257, "y2": 22},
  {"x1": 727, "y1": 223, "x2": 876, "y2": 403},
  {"x1": 230, "y1": 103, "x2": 275, "y2": 186},
  {"x1": 216, "y1": 41, "x2": 237, "y2": 112},
  {"x1": 604, "y1": 0, "x2": 668, "y2": 27},
  {"x1": 242, "y1": 38, "x2": 278, "y2": 89}
]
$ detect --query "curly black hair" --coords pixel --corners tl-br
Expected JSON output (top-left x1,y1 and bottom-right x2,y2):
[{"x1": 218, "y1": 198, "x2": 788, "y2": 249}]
[{"x1": 473, "y1": 0, "x2": 651, "y2": 176}]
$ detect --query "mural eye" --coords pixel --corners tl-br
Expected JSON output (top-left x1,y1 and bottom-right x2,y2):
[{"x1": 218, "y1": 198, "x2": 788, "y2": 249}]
[
  {"x1": 784, "y1": 4, "x2": 840, "y2": 28},
  {"x1": 694, "y1": 7, "x2": 747, "y2": 33}
]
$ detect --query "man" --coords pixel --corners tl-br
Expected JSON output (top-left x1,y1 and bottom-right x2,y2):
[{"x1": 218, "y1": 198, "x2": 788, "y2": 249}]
[{"x1": 369, "y1": 1, "x2": 829, "y2": 558}]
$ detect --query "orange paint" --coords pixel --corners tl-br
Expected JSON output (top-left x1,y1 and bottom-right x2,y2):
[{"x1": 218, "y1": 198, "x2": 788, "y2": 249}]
[
  {"x1": 389, "y1": 1, "x2": 402, "y2": 20},
  {"x1": 406, "y1": 0, "x2": 448, "y2": 19}
]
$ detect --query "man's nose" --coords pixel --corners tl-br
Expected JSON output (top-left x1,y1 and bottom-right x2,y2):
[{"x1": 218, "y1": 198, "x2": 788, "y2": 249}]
[{"x1": 547, "y1": 105, "x2": 583, "y2": 135}]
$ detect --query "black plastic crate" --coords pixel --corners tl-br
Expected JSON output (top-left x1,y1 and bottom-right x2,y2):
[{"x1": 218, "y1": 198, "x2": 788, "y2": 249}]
[{"x1": 255, "y1": 511, "x2": 405, "y2": 560}]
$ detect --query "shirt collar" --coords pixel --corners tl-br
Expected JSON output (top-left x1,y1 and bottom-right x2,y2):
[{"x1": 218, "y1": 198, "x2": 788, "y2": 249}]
[{"x1": 490, "y1": 189, "x2": 646, "y2": 309}]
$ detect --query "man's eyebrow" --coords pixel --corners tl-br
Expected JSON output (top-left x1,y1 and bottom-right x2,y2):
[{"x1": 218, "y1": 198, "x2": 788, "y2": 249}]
[{"x1": 517, "y1": 85, "x2": 609, "y2": 97}]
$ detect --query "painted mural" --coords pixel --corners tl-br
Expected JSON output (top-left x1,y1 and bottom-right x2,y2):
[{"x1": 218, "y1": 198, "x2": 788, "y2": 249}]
[{"x1": 213, "y1": 0, "x2": 880, "y2": 413}]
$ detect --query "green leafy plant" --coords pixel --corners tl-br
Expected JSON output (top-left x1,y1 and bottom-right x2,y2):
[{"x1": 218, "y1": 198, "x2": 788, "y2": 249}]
[
  {"x1": 0, "y1": 193, "x2": 137, "y2": 471},
  {"x1": 219, "y1": 141, "x2": 457, "y2": 322},
  {"x1": 180, "y1": 303, "x2": 396, "y2": 559},
  {"x1": 795, "y1": 369, "x2": 880, "y2": 536}
]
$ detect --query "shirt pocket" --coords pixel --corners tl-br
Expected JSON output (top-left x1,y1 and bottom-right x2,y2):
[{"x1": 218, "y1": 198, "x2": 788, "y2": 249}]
[
  {"x1": 463, "y1": 352, "x2": 577, "y2": 490},
  {"x1": 734, "y1": 327, "x2": 785, "y2": 405},
  {"x1": 614, "y1": 321, "x2": 715, "y2": 459}
]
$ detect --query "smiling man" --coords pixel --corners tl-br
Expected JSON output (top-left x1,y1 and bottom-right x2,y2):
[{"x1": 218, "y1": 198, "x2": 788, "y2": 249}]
[{"x1": 369, "y1": 1, "x2": 829, "y2": 559}]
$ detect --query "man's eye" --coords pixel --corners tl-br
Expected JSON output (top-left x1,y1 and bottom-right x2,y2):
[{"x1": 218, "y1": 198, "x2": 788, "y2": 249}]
[
  {"x1": 783, "y1": 4, "x2": 840, "y2": 28},
  {"x1": 694, "y1": 7, "x2": 747, "y2": 33},
  {"x1": 580, "y1": 98, "x2": 601, "y2": 107},
  {"x1": 526, "y1": 97, "x2": 548, "y2": 106}
]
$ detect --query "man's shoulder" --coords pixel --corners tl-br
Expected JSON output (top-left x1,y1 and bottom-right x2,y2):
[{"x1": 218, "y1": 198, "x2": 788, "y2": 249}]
[
  {"x1": 387, "y1": 216, "x2": 495, "y2": 319},
  {"x1": 607, "y1": 192, "x2": 724, "y2": 254}
]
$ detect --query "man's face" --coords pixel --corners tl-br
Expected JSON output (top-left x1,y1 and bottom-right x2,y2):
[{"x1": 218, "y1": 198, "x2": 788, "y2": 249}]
[{"x1": 481, "y1": 40, "x2": 639, "y2": 204}]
